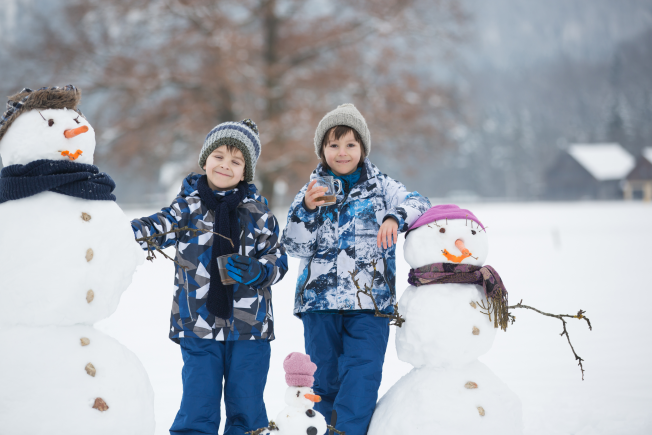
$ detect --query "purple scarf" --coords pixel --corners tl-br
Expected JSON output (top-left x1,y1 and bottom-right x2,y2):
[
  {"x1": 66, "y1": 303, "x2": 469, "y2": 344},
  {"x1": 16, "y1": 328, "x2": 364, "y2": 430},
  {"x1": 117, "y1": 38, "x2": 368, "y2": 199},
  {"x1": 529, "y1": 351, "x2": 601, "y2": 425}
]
[{"x1": 408, "y1": 263, "x2": 509, "y2": 331}]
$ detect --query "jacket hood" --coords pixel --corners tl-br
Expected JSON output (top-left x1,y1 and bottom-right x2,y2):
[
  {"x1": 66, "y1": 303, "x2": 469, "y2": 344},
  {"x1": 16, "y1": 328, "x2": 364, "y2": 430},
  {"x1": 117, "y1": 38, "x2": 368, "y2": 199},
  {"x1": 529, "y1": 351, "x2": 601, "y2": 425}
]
[{"x1": 179, "y1": 173, "x2": 266, "y2": 205}]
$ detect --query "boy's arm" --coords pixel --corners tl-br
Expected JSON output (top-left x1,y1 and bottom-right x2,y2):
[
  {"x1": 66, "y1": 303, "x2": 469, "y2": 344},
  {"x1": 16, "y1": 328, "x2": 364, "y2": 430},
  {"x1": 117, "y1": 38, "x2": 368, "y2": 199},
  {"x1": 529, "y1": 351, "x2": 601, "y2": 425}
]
[
  {"x1": 381, "y1": 174, "x2": 432, "y2": 233},
  {"x1": 131, "y1": 196, "x2": 190, "y2": 250},
  {"x1": 226, "y1": 209, "x2": 288, "y2": 289},
  {"x1": 280, "y1": 183, "x2": 320, "y2": 259}
]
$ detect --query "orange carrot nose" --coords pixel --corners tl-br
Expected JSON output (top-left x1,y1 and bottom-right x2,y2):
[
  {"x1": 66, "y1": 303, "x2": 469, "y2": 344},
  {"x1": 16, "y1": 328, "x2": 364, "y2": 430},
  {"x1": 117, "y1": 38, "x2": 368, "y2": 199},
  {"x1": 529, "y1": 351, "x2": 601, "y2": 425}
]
[
  {"x1": 64, "y1": 125, "x2": 89, "y2": 138},
  {"x1": 304, "y1": 394, "x2": 321, "y2": 403},
  {"x1": 455, "y1": 239, "x2": 469, "y2": 254}
]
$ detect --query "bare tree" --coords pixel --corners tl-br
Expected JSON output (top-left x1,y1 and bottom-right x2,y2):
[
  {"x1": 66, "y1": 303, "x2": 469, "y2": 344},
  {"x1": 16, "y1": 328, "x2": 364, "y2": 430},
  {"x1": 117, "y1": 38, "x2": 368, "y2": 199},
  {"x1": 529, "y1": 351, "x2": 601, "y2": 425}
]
[{"x1": 10, "y1": 0, "x2": 468, "y2": 203}]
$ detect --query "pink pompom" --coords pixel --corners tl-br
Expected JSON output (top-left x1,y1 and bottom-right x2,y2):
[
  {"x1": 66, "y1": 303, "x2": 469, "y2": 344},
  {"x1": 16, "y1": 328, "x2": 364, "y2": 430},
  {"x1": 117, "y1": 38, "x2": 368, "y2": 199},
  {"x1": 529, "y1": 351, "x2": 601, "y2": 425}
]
[{"x1": 283, "y1": 352, "x2": 317, "y2": 387}]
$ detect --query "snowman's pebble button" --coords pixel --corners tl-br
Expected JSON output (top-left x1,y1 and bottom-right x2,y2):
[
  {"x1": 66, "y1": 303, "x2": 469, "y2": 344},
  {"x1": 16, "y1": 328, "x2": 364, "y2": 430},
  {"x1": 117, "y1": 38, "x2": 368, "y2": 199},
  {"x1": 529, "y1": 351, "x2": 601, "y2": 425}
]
[
  {"x1": 80, "y1": 337, "x2": 90, "y2": 346},
  {"x1": 81, "y1": 212, "x2": 91, "y2": 221},
  {"x1": 92, "y1": 397, "x2": 109, "y2": 412},
  {"x1": 306, "y1": 409, "x2": 315, "y2": 417},
  {"x1": 86, "y1": 290, "x2": 94, "y2": 303},
  {"x1": 85, "y1": 248, "x2": 94, "y2": 262},
  {"x1": 470, "y1": 301, "x2": 477, "y2": 309},
  {"x1": 307, "y1": 427, "x2": 318, "y2": 435},
  {"x1": 472, "y1": 326, "x2": 480, "y2": 335},
  {"x1": 464, "y1": 382, "x2": 478, "y2": 389},
  {"x1": 477, "y1": 406, "x2": 485, "y2": 416},
  {"x1": 85, "y1": 362, "x2": 96, "y2": 377}
]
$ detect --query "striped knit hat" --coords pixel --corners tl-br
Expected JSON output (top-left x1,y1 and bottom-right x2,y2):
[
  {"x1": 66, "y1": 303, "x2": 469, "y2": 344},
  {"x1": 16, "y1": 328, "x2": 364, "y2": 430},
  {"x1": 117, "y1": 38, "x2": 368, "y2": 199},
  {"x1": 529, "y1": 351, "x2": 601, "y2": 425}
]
[
  {"x1": 313, "y1": 103, "x2": 371, "y2": 157},
  {"x1": 198, "y1": 119, "x2": 261, "y2": 182}
]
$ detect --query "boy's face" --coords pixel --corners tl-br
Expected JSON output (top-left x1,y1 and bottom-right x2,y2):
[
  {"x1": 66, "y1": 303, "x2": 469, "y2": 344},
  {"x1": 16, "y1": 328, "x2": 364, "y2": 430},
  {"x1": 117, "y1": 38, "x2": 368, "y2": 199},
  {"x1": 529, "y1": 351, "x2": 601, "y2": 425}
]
[
  {"x1": 323, "y1": 130, "x2": 362, "y2": 176},
  {"x1": 202, "y1": 146, "x2": 246, "y2": 190}
]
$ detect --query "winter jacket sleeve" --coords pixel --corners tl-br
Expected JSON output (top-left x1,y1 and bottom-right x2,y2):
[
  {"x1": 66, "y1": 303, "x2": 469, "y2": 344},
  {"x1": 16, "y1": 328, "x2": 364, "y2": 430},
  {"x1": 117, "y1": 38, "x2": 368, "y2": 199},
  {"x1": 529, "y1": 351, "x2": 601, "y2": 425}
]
[
  {"x1": 130, "y1": 195, "x2": 190, "y2": 250},
  {"x1": 381, "y1": 175, "x2": 431, "y2": 233},
  {"x1": 281, "y1": 182, "x2": 321, "y2": 259},
  {"x1": 249, "y1": 208, "x2": 288, "y2": 288}
]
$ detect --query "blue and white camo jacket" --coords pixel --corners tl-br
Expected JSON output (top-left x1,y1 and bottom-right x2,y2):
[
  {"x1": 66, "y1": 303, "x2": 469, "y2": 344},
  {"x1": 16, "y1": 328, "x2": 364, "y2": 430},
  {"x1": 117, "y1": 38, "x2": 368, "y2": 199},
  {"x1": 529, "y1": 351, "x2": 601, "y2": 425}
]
[
  {"x1": 131, "y1": 174, "x2": 288, "y2": 343},
  {"x1": 281, "y1": 159, "x2": 430, "y2": 316}
]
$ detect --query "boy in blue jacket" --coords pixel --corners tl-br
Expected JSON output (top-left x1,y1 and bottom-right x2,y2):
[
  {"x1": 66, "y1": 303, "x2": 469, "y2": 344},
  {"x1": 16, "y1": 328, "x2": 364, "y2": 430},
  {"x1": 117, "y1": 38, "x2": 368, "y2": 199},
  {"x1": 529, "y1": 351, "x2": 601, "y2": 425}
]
[
  {"x1": 281, "y1": 104, "x2": 431, "y2": 435},
  {"x1": 131, "y1": 119, "x2": 288, "y2": 435}
]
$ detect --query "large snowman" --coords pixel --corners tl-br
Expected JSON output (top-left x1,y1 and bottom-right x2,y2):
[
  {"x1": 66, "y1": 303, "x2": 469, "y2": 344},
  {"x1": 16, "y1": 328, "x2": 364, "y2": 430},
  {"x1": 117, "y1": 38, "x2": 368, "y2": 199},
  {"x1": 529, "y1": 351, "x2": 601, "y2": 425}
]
[
  {"x1": 0, "y1": 86, "x2": 154, "y2": 434},
  {"x1": 368, "y1": 204, "x2": 522, "y2": 435}
]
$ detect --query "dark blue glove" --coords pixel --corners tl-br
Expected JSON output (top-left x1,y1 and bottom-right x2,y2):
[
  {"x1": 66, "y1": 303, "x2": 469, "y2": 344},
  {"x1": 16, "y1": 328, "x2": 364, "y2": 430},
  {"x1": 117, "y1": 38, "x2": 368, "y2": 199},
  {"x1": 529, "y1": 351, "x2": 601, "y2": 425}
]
[{"x1": 226, "y1": 254, "x2": 266, "y2": 286}]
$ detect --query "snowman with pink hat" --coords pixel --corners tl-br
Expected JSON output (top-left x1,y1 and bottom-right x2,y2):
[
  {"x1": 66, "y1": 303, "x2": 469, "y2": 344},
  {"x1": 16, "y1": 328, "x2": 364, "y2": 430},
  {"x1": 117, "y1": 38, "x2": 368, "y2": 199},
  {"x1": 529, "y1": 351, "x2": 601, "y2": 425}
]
[
  {"x1": 368, "y1": 205, "x2": 523, "y2": 435},
  {"x1": 271, "y1": 352, "x2": 328, "y2": 435}
]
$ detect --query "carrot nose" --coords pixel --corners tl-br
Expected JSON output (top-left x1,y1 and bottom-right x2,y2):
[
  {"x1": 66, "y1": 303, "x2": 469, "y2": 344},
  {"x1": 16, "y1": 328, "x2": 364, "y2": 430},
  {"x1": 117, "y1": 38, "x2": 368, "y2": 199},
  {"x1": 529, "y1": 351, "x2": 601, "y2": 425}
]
[
  {"x1": 304, "y1": 394, "x2": 321, "y2": 403},
  {"x1": 455, "y1": 239, "x2": 469, "y2": 255},
  {"x1": 64, "y1": 125, "x2": 89, "y2": 138}
]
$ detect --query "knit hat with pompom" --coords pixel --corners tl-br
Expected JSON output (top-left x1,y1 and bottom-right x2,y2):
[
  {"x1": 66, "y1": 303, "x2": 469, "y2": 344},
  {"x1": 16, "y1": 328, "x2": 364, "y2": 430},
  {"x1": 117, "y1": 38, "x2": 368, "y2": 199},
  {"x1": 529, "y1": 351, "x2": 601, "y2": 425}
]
[
  {"x1": 283, "y1": 352, "x2": 317, "y2": 387},
  {"x1": 198, "y1": 118, "x2": 261, "y2": 182}
]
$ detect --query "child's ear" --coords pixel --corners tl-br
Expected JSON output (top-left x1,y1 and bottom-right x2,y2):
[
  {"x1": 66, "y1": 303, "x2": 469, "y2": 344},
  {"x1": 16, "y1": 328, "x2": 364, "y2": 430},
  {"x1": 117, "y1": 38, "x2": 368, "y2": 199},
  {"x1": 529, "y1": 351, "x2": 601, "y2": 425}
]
[
  {"x1": 240, "y1": 173, "x2": 245, "y2": 181},
  {"x1": 202, "y1": 165, "x2": 206, "y2": 172}
]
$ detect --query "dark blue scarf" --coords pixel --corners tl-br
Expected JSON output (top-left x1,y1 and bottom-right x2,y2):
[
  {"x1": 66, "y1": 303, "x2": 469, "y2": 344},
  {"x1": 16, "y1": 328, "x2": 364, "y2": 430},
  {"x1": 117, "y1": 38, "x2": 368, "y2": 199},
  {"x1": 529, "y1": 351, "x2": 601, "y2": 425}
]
[
  {"x1": 0, "y1": 159, "x2": 116, "y2": 204},
  {"x1": 196, "y1": 175, "x2": 248, "y2": 320}
]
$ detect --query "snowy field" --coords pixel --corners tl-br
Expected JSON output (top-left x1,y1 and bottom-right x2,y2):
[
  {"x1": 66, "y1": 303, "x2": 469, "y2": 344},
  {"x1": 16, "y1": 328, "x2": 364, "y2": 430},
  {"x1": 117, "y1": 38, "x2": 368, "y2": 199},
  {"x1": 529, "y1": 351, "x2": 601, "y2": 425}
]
[{"x1": 97, "y1": 201, "x2": 652, "y2": 435}]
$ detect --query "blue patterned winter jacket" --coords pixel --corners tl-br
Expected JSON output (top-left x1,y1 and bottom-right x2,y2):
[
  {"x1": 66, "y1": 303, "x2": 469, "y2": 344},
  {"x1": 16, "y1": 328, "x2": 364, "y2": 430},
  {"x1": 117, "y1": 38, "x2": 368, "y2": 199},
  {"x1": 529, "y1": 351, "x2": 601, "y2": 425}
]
[
  {"x1": 281, "y1": 159, "x2": 430, "y2": 316},
  {"x1": 131, "y1": 174, "x2": 288, "y2": 343}
]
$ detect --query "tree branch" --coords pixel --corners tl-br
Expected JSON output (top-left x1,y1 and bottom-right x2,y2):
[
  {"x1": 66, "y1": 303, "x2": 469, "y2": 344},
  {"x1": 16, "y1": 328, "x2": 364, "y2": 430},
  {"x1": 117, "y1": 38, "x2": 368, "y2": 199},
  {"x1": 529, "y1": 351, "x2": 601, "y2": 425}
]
[
  {"x1": 477, "y1": 298, "x2": 592, "y2": 380},
  {"x1": 136, "y1": 227, "x2": 233, "y2": 270},
  {"x1": 349, "y1": 260, "x2": 405, "y2": 327}
]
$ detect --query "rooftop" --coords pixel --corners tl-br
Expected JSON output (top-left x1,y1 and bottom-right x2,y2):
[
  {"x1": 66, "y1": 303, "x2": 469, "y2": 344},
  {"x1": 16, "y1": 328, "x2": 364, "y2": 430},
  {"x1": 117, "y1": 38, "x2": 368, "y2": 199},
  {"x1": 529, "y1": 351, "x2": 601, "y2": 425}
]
[{"x1": 567, "y1": 143, "x2": 635, "y2": 181}]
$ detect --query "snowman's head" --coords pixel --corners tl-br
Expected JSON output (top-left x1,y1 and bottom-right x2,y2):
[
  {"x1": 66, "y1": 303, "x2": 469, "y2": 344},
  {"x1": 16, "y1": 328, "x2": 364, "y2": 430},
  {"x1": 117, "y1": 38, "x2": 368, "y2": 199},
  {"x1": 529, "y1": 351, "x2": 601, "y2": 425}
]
[
  {"x1": 284, "y1": 386, "x2": 321, "y2": 409},
  {"x1": 404, "y1": 205, "x2": 488, "y2": 268},
  {"x1": 0, "y1": 85, "x2": 95, "y2": 166}
]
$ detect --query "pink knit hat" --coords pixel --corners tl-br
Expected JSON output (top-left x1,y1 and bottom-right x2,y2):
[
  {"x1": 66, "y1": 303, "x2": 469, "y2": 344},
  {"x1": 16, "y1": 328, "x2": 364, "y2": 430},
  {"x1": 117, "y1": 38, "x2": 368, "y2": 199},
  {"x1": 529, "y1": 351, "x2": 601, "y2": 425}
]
[
  {"x1": 409, "y1": 204, "x2": 485, "y2": 232},
  {"x1": 283, "y1": 352, "x2": 317, "y2": 387}
]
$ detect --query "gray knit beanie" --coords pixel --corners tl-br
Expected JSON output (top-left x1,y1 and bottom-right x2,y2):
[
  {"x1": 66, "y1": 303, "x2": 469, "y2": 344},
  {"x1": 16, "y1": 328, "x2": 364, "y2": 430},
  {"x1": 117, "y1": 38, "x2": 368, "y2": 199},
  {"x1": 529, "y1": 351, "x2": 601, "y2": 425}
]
[
  {"x1": 313, "y1": 103, "x2": 371, "y2": 157},
  {"x1": 198, "y1": 119, "x2": 261, "y2": 182}
]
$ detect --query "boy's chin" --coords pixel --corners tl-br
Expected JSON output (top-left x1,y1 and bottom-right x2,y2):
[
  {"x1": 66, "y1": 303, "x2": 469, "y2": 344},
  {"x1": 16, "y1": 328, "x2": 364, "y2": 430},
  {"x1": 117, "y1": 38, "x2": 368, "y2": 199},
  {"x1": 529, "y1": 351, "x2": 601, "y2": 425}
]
[{"x1": 207, "y1": 176, "x2": 240, "y2": 191}]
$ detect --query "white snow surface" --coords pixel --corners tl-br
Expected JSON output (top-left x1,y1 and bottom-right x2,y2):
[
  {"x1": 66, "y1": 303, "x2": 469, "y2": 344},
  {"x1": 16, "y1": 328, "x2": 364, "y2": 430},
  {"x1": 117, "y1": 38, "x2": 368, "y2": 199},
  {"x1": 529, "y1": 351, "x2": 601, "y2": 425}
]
[
  {"x1": 369, "y1": 361, "x2": 522, "y2": 435},
  {"x1": 0, "y1": 192, "x2": 144, "y2": 326},
  {"x1": 0, "y1": 326, "x2": 155, "y2": 434},
  {"x1": 567, "y1": 143, "x2": 635, "y2": 181},
  {"x1": 16, "y1": 200, "x2": 646, "y2": 435},
  {"x1": 0, "y1": 108, "x2": 96, "y2": 166},
  {"x1": 643, "y1": 147, "x2": 652, "y2": 164}
]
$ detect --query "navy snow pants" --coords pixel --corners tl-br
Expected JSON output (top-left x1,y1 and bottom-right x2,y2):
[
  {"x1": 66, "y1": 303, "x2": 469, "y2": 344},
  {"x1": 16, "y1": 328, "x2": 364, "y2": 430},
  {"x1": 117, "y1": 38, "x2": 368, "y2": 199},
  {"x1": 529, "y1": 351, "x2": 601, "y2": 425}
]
[
  {"x1": 170, "y1": 337, "x2": 271, "y2": 435},
  {"x1": 302, "y1": 312, "x2": 390, "y2": 435}
]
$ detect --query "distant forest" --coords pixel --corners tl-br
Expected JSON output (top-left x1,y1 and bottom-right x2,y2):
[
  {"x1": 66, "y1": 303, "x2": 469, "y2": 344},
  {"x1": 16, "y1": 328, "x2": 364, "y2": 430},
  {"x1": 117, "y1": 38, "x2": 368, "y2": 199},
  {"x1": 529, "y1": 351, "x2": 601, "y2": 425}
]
[{"x1": 1, "y1": 0, "x2": 651, "y2": 204}]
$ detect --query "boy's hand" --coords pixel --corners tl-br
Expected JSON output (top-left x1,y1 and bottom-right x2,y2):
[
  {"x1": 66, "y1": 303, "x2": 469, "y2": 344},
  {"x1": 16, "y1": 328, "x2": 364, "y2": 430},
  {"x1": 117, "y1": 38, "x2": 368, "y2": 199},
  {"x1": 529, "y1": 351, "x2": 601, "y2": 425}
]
[
  {"x1": 225, "y1": 254, "x2": 266, "y2": 286},
  {"x1": 304, "y1": 180, "x2": 329, "y2": 210},
  {"x1": 377, "y1": 217, "x2": 399, "y2": 249}
]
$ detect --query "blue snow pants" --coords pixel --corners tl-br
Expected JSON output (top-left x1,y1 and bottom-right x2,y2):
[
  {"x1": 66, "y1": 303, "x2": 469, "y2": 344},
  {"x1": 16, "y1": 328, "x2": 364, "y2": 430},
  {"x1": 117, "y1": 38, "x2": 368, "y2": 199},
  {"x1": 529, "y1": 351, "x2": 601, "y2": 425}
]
[
  {"x1": 302, "y1": 312, "x2": 390, "y2": 435},
  {"x1": 170, "y1": 337, "x2": 271, "y2": 435}
]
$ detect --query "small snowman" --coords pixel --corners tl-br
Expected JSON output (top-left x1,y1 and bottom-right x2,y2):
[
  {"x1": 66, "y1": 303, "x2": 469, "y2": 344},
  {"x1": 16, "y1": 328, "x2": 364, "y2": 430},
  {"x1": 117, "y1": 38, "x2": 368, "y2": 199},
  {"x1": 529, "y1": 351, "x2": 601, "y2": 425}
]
[
  {"x1": 0, "y1": 86, "x2": 153, "y2": 434},
  {"x1": 368, "y1": 204, "x2": 522, "y2": 435},
  {"x1": 272, "y1": 352, "x2": 328, "y2": 435}
]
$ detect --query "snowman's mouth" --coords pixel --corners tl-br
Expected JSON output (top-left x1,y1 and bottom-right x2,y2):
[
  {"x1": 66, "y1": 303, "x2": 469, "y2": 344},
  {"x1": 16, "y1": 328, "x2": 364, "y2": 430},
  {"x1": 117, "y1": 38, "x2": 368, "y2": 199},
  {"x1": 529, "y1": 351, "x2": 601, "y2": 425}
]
[
  {"x1": 442, "y1": 239, "x2": 478, "y2": 263},
  {"x1": 61, "y1": 150, "x2": 83, "y2": 161}
]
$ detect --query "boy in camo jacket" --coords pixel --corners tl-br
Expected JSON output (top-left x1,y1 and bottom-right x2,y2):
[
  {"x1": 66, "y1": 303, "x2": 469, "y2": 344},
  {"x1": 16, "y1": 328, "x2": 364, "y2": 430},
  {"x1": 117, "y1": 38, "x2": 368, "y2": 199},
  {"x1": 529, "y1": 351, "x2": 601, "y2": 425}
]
[{"x1": 131, "y1": 119, "x2": 288, "y2": 435}]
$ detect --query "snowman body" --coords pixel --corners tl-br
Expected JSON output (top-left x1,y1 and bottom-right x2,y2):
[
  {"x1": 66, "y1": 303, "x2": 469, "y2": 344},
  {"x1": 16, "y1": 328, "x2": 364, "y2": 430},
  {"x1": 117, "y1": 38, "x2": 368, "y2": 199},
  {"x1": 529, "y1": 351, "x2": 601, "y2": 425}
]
[
  {"x1": 369, "y1": 217, "x2": 522, "y2": 435},
  {"x1": 0, "y1": 101, "x2": 154, "y2": 434},
  {"x1": 274, "y1": 386, "x2": 328, "y2": 435}
]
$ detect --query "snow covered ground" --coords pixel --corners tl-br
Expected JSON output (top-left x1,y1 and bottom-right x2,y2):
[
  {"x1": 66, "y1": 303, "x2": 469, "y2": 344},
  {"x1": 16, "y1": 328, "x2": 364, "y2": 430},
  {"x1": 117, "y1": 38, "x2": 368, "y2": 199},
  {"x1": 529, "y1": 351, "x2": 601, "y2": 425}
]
[{"x1": 97, "y1": 201, "x2": 652, "y2": 435}]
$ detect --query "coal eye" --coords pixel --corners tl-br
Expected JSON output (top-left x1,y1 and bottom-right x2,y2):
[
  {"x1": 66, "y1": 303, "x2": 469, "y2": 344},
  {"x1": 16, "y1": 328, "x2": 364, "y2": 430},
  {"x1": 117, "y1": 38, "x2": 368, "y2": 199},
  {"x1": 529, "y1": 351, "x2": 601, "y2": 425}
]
[
  {"x1": 73, "y1": 116, "x2": 80, "y2": 124},
  {"x1": 296, "y1": 391, "x2": 300, "y2": 397},
  {"x1": 471, "y1": 230, "x2": 476, "y2": 235},
  {"x1": 48, "y1": 119, "x2": 54, "y2": 127},
  {"x1": 439, "y1": 228, "x2": 446, "y2": 233}
]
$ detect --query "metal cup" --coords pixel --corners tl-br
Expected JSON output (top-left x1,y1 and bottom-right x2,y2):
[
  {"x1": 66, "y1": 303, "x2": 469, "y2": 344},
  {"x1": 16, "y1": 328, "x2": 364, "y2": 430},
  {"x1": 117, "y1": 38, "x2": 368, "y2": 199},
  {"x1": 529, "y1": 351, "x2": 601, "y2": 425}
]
[{"x1": 311, "y1": 175, "x2": 343, "y2": 206}]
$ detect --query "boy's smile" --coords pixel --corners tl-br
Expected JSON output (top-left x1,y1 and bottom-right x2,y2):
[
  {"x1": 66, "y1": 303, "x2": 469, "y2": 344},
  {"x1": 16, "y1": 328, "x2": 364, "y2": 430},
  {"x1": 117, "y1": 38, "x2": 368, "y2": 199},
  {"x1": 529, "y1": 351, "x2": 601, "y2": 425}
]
[
  {"x1": 323, "y1": 130, "x2": 362, "y2": 176},
  {"x1": 203, "y1": 146, "x2": 246, "y2": 190}
]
